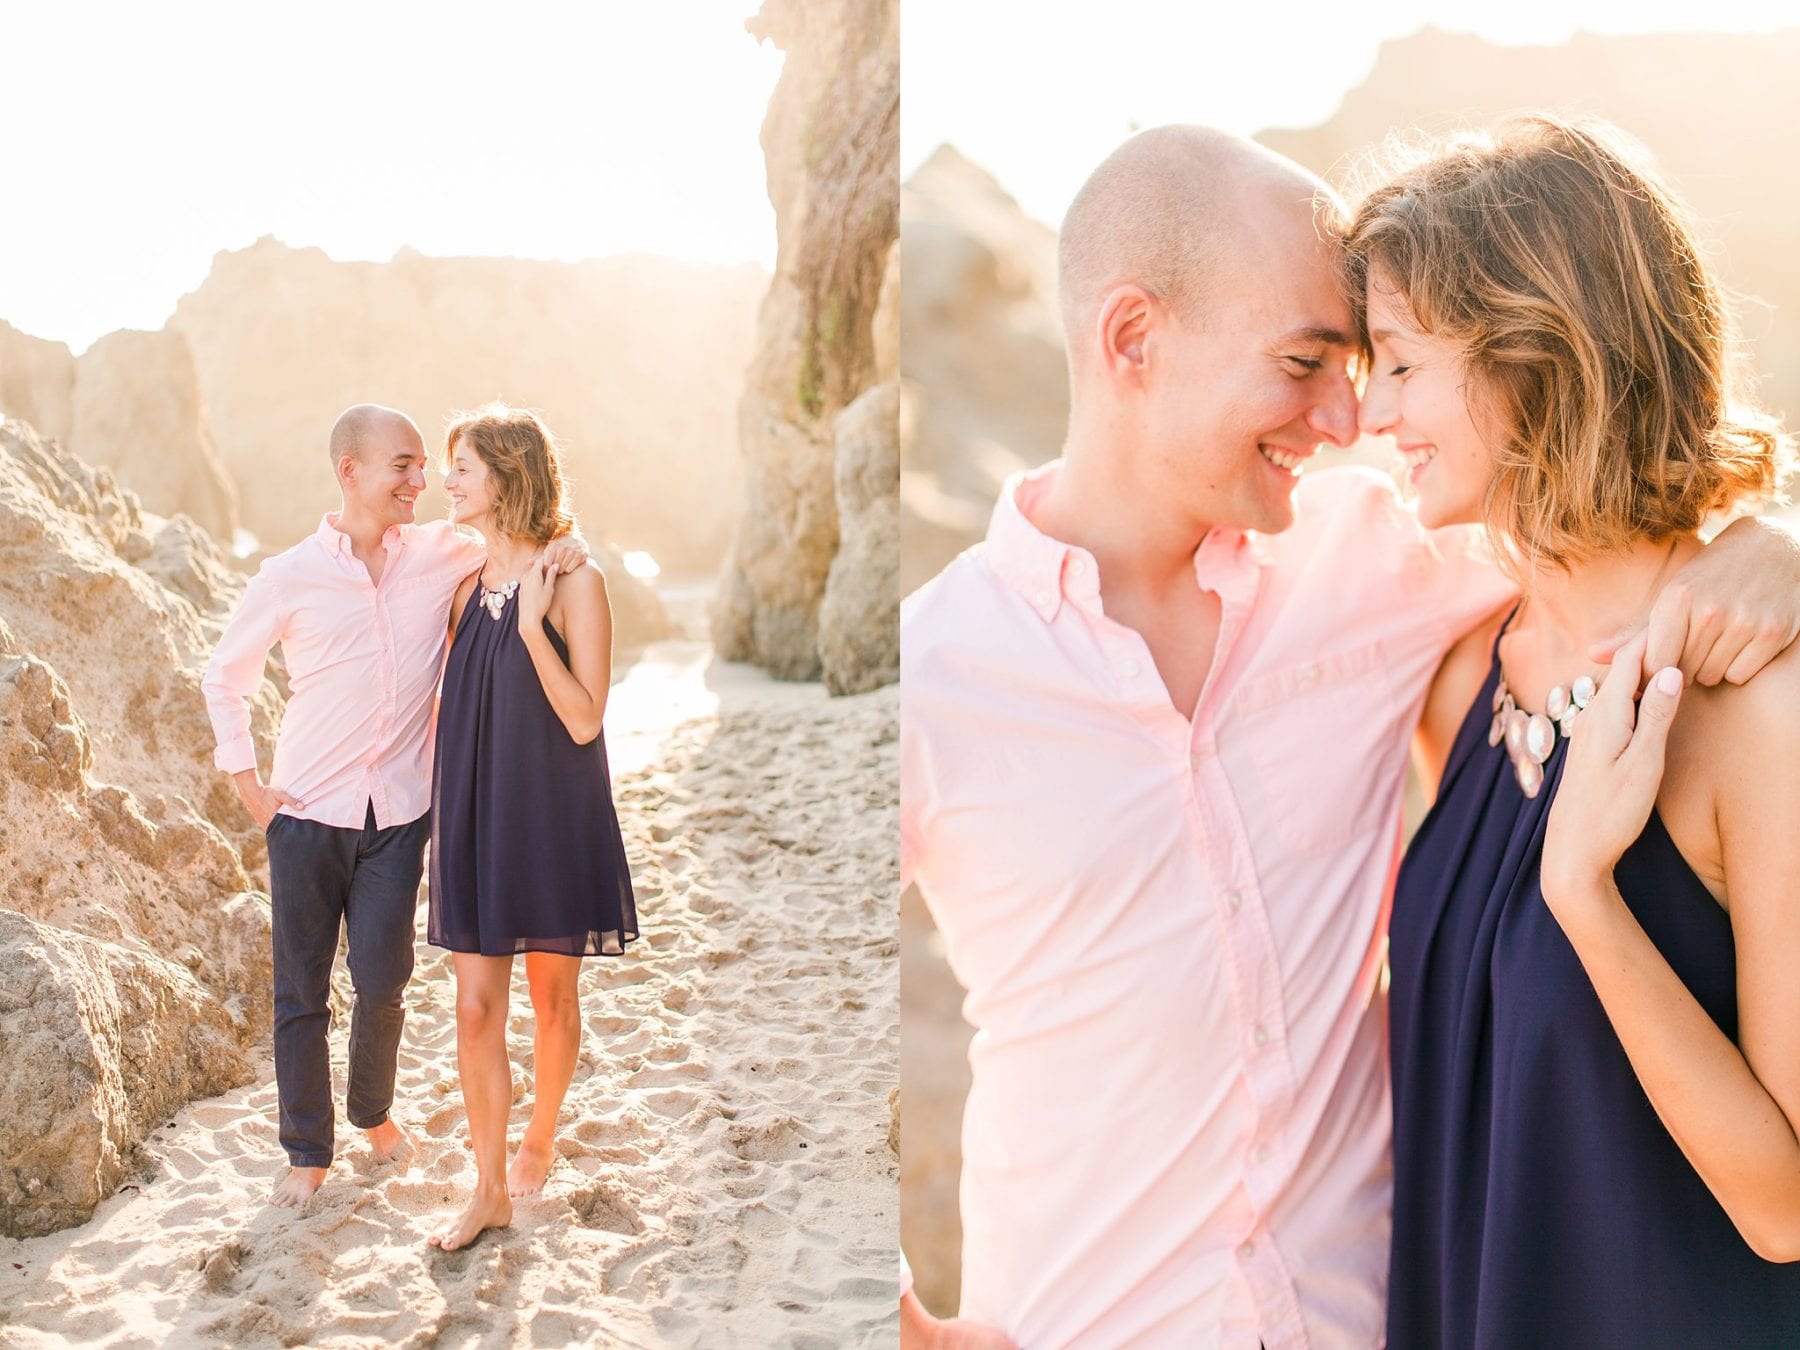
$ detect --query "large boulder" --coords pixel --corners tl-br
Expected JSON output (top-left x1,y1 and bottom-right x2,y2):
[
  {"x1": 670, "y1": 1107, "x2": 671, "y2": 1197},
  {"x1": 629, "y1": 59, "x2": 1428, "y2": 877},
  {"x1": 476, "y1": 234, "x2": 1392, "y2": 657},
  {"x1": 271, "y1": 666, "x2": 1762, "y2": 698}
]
[
  {"x1": 70, "y1": 328, "x2": 240, "y2": 543},
  {"x1": 899, "y1": 147, "x2": 1066, "y2": 594},
  {"x1": 712, "y1": 0, "x2": 898, "y2": 682},
  {"x1": 819, "y1": 381, "x2": 899, "y2": 694},
  {"x1": 0, "y1": 321, "x2": 75, "y2": 445},
  {"x1": 0, "y1": 417, "x2": 281, "y2": 1237}
]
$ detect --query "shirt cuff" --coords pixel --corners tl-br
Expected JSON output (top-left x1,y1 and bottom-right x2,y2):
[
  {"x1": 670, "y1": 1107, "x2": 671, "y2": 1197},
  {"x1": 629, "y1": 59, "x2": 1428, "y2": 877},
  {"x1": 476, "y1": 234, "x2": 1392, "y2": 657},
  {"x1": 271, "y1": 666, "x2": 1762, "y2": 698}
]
[{"x1": 213, "y1": 737, "x2": 258, "y2": 775}]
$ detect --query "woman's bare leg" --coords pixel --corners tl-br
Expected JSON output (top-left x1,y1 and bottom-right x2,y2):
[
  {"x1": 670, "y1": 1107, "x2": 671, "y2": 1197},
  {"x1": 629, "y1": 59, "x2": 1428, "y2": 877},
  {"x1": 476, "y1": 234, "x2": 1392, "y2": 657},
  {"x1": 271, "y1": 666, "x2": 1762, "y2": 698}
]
[
  {"x1": 509, "y1": 952, "x2": 583, "y2": 1196},
  {"x1": 429, "y1": 953, "x2": 516, "y2": 1249}
]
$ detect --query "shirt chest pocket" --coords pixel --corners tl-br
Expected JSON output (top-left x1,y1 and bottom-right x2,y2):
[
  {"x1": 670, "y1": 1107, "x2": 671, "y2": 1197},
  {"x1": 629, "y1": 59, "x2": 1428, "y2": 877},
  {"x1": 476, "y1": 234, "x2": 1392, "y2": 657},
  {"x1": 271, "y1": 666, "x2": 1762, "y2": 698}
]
[{"x1": 1227, "y1": 640, "x2": 1406, "y2": 859}]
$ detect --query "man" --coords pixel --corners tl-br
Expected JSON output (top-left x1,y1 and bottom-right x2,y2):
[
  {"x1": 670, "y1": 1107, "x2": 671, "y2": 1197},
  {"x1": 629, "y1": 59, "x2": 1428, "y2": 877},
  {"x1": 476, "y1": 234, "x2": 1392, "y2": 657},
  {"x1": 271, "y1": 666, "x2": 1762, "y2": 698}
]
[
  {"x1": 203, "y1": 404, "x2": 586, "y2": 1211},
  {"x1": 899, "y1": 128, "x2": 1800, "y2": 1347}
]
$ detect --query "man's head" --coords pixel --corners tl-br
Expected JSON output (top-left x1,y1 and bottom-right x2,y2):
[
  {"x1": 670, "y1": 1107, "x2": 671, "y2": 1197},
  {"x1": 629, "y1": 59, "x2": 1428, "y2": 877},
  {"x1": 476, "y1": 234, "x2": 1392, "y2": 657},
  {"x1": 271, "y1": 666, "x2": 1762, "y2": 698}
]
[
  {"x1": 330, "y1": 404, "x2": 428, "y2": 528},
  {"x1": 1058, "y1": 125, "x2": 1358, "y2": 535}
]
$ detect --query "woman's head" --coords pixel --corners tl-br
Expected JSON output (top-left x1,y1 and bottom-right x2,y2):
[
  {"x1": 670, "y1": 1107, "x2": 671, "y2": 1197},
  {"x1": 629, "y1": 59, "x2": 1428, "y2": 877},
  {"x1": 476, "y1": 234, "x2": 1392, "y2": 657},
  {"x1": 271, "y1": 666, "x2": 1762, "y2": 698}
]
[
  {"x1": 442, "y1": 404, "x2": 575, "y2": 543},
  {"x1": 1344, "y1": 115, "x2": 1785, "y2": 567}
]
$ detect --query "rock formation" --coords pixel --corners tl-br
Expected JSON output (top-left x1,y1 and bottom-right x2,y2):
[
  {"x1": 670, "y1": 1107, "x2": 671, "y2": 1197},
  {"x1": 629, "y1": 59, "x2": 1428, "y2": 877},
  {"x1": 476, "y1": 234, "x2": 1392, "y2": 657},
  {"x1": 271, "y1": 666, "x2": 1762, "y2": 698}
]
[
  {"x1": 818, "y1": 240, "x2": 899, "y2": 694},
  {"x1": 70, "y1": 328, "x2": 239, "y2": 542},
  {"x1": 713, "y1": 0, "x2": 899, "y2": 684},
  {"x1": 170, "y1": 241, "x2": 765, "y2": 574},
  {"x1": 899, "y1": 147, "x2": 1066, "y2": 594},
  {"x1": 1258, "y1": 25, "x2": 1800, "y2": 433},
  {"x1": 0, "y1": 418, "x2": 280, "y2": 1237},
  {"x1": 0, "y1": 321, "x2": 75, "y2": 445}
]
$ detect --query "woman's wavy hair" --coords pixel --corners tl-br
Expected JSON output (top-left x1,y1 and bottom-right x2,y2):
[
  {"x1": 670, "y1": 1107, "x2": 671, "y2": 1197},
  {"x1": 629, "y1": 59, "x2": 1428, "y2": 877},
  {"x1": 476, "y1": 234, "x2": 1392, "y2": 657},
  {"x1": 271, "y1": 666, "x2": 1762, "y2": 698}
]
[
  {"x1": 1340, "y1": 114, "x2": 1788, "y2": 576},
  {"x1": 442, "y1": 404, "x2": 576, "y2": 544}
]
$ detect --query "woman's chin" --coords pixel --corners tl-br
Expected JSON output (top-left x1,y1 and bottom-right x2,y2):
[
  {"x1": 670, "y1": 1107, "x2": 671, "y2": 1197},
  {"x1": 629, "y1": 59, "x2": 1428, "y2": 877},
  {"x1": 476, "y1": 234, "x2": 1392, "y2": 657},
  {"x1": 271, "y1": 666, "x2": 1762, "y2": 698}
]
[{"x1": 1414, "y1": 491, "x2": 1478, "y2": 532}]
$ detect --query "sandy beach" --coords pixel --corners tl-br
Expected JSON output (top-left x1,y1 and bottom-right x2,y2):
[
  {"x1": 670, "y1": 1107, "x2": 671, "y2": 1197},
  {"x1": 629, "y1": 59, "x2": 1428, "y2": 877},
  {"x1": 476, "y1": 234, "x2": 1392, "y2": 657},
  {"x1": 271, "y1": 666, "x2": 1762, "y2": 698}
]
[{"x1": 0, "y1": 641, "x2": 899, "y2": 1349}]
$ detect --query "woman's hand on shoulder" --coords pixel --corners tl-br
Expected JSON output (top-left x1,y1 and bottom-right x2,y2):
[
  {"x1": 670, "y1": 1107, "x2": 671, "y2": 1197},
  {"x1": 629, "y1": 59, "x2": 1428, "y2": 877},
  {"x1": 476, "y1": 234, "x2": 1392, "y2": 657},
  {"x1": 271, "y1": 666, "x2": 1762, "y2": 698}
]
[
  {"x1": 1542, "y1": 629, "x2": 1685, "y2": 913},
  {"x1": 517, "y1": 556, "x2": 558, "y2": 633}
]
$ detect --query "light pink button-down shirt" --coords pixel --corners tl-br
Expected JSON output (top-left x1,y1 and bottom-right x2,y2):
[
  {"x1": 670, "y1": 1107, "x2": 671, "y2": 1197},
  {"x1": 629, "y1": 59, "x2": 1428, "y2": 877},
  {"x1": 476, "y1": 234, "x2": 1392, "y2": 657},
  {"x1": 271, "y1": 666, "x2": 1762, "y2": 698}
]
[
  {"x1": 203, "y1": 514, "x2": 484, "y2": 831},
  {"x1": 901, "y1": 462, "x2": 1514, "y2": 1349}
]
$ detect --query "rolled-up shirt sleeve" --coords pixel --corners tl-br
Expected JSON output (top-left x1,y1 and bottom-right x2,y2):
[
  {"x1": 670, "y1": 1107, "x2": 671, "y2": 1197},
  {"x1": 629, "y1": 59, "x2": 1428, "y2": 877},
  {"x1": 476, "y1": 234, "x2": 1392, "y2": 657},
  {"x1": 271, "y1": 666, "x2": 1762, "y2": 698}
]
[{"x1": 202, "y1": 565, "x2": 285, "y2": 775}]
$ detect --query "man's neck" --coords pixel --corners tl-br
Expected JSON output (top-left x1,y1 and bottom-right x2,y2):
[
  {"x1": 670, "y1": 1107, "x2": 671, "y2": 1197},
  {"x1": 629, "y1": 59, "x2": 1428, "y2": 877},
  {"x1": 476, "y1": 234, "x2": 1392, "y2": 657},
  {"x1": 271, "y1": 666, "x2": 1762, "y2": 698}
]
[
  {"x1": 1032, "y1": 432, "x2": 1215, "y2": 603},
  {"x1": 332, "y1": 504, "x2": 393, "y2": 560}
]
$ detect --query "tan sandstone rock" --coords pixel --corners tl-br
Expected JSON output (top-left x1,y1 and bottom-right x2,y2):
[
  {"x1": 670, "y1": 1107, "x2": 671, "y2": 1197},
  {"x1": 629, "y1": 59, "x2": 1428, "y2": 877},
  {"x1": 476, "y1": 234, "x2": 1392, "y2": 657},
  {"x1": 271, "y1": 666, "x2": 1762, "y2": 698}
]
[
  {"x1": 0, "y1": 321, "x2": 75, "y2": 445},
  {"x1": 69, "y1": 329, "x2": 240, "y2": 543},
  {"x1": 899, "y1": 147, "x2": 1066, "y2": 594},
  {"x1": 170, "y1": 240, "x2": 764, "y2": 574},
  {"x1": 0, "y1": 416, "x2": 280, "y2": 1237},
  {"x1": 713, "y1": 0, "x2": 898, "y2": 682},
  {"x1": 819, "y1": 381, "x2": 899, "y2": 695}
]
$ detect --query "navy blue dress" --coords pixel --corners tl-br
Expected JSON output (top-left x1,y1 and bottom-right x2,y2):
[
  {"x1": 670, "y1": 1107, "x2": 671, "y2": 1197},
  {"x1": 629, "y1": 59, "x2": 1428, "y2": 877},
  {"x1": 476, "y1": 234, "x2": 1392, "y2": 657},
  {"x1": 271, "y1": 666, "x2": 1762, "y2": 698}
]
[
  {"x1": 1387, "y1": 631, "x2": 1800, "y2": 1348},
  {"x1": 429, "y1": 581, "x2": 637, "y2": 957}
]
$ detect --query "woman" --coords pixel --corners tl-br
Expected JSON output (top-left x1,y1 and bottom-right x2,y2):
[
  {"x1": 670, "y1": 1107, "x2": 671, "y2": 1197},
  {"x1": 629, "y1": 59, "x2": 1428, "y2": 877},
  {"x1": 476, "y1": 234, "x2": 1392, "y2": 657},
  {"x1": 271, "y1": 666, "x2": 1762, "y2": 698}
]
[
  {"x1": 1346, "y1": 117, "x2": 1800, "y2": 1345},
  {"x1": 425, "y1": 404, "x2": 638, "y2": 1252}
]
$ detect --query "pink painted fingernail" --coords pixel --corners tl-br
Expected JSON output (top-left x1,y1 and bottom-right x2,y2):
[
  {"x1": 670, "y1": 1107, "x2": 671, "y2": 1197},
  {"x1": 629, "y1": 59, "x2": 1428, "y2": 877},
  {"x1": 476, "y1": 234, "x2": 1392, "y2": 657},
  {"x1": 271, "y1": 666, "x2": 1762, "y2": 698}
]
[{"x1": 1655, "y1": 667, "x2": 1682, "y2": 694}]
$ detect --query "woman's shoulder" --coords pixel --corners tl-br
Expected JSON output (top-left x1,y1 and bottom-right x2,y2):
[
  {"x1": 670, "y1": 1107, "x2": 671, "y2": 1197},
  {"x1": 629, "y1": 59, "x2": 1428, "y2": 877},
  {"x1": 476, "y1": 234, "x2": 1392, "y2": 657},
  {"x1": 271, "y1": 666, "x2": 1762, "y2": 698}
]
[
  {"x1": 557, "y1": 558, "x2": 610, "y2": 596},
  {"x1": 1679, "y1": 638, "x2": 1800, "y2": 764}
]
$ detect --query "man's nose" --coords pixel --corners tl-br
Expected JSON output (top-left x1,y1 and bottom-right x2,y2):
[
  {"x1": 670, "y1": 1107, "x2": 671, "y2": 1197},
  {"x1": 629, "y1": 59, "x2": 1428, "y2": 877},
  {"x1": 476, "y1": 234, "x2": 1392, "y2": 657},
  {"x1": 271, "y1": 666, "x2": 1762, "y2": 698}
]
[
  {"x1": 1357, "y1": 372, "x2": 1397, "y2": 440},
  {"x1": 1308, "y1": 371, "x2": 1360, "y2": 449}
]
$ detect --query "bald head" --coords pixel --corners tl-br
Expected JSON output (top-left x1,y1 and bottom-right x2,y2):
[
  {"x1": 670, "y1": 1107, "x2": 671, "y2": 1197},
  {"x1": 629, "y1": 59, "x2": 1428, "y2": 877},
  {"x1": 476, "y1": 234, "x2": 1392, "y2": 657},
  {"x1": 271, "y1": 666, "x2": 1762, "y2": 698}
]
[
  {"x1": 329, "y1": 403, "x2": 423, "y2": 471},
  {"x1": 1058, "y1": 126, "x2": 1342, "y2": 355}
]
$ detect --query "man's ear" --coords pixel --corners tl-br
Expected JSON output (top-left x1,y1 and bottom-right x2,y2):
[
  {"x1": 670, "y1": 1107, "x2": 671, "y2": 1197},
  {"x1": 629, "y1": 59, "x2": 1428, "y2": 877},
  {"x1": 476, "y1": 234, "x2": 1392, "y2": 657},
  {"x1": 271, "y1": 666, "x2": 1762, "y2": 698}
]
[
  {"x1": 1095, "y1": 284, "x2": 1156, "y2": 384},
  {"x1": 336, "y1": 454, "x2": 357, "y2": 488}
]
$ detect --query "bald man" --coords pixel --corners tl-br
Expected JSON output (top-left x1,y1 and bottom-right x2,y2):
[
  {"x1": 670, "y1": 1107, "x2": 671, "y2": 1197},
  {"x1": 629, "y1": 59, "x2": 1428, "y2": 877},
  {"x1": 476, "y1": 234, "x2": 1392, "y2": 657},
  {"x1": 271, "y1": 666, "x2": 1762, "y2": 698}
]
[
  {"x1": 899, "y1": 128, "x2": 1800, "y2": 1347},
  {"x1": 203, "y1": 404, "x2": 586, "y2": 1212}
]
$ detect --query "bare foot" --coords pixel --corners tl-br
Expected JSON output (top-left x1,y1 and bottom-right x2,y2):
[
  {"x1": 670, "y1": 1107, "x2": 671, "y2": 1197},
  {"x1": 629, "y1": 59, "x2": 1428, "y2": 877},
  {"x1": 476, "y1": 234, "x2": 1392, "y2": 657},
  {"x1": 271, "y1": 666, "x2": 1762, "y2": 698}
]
[
  {"x1": 365, "y1": 1118, "x2": 415, "y2": 1167},
  {"x1": 269, "y1": 1166, "x2": 328, "y2": 1210},
  {"x1": 507, "y1": 1138, "x2": 555, "y2": 1197},
  {"x1": 427, "y1": 1183, "x2": 512, "y2": 1252}
]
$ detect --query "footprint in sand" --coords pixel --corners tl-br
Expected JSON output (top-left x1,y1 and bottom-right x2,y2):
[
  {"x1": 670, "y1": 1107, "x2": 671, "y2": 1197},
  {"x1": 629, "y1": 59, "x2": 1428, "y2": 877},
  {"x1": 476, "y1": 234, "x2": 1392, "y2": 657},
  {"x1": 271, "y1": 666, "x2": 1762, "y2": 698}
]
[{"x1": 568, "y1": 1182, "x2": 642, "y2": 1235}]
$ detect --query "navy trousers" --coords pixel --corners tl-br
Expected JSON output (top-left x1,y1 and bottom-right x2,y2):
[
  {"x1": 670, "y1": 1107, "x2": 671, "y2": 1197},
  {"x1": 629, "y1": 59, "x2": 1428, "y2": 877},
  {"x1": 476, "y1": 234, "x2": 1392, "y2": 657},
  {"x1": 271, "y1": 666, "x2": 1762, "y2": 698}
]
[{"x1": 264, "y1": 803, "x2": 428, "y2": 1168}]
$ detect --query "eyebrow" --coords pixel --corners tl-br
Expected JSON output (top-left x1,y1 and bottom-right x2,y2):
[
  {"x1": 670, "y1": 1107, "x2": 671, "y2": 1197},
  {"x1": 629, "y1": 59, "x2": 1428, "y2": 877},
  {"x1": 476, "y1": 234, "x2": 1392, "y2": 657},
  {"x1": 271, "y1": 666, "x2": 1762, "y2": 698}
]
[{"x1": 1277, "y1": 326, "x2": 1352, "y2": 347}]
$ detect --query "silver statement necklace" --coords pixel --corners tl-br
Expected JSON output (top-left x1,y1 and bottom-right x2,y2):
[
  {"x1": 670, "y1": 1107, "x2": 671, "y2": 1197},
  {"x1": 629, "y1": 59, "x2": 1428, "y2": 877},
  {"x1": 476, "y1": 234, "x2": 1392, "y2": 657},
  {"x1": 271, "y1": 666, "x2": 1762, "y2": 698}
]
[
  {"x1": 1487, "y1": 666, "x2": 1595, "y2": 798},
  {"x1": 478, "y1": 562, "x2": 528, "y2": 621},
  {"x1": 1490, "y1": 540, "x2": 1681, "y2": 798}
]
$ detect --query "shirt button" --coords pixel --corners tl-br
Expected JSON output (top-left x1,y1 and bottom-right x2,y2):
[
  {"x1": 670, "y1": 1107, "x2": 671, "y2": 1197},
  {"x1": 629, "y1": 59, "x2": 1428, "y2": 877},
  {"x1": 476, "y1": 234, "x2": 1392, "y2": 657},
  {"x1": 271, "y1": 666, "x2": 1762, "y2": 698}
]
[
  {"x1": 1253, "y1": 1024, "x2": 1269, "y2": 1047},
  {"x1": 1226, "y1": 890, "x2": 1243, "y2": 911},
  {"x1": 1255, "y1": 1144, "x2": 1271, "y2": 1163},
  {"x1": 1069, "y1": 557, "x2": 1086, "y2": 576},
  {"x1": 1301, "y1": 663, "x2": 1321, "y2": 683},
  {"x1": 1035, "y1": 590, "x2": 1051, "y2": 606},
  {"x1": 1238, "y1": 1241, "x2": 1256, "y2": 1260},
  {"x1": 1122, "y1": 660, "x2": 1141, "y2": 678}
]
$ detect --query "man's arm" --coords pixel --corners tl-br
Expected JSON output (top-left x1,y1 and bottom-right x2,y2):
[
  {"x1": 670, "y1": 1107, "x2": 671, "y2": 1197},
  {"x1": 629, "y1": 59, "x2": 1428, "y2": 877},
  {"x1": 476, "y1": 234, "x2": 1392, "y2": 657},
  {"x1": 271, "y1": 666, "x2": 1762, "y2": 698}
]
[
  {"x1": 201, "y1": 566, "x2": 298, "y2": 829},
  {"x1": 1593, "y1": 514, "x2": 1800, "y2": 688}
]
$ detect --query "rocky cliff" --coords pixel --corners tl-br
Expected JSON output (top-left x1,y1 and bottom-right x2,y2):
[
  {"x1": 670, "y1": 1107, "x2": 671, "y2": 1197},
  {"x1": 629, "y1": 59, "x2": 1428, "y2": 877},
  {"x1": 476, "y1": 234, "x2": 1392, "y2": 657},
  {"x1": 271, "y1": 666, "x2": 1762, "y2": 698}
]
[
  {"x1": 899, "y1": 147, "x2": 1065, "y2": 594},
  {"x1": 171, "y1": 241, "x2": 765, "y2": 574},
  {"x1": 713, "y1": 0, "x2": 899, "y2": 686},
  {"x1": 0, "y1": 418, "x2": 279, "y2": 1237},
  {"x1": 71, "y1": 329, "x2": 239, "y2": 542}
]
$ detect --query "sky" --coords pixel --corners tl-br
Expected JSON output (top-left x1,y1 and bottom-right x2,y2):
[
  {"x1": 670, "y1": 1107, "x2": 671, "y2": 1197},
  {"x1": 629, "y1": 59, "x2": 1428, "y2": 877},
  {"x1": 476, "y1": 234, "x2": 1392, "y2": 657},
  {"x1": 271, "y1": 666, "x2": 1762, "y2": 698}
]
[
  {"x1": 1, "y1": 1, "x2": 783, "y2": 352},
  {"x1": 902, "y1": 2, "x2": 1792, "y2": 231}
]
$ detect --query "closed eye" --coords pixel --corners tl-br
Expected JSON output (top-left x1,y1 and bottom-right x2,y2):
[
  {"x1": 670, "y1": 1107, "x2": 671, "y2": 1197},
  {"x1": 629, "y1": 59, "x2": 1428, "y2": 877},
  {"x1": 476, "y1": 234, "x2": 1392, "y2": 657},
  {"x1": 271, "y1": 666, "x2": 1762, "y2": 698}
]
[
  {"x1": 1283, "y1": 356, "x2": 1323, "y2": 374},
  {"x1": 1389, "y1": 364, "x2": 1412, "y2": 377}
]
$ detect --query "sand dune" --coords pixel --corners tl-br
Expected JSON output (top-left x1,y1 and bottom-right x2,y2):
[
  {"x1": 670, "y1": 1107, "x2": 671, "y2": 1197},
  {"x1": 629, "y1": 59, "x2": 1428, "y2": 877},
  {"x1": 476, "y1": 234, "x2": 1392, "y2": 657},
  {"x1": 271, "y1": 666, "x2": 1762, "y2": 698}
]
[{"x1": 0, "y1": 649, "x2": 899, "y2": 1348}]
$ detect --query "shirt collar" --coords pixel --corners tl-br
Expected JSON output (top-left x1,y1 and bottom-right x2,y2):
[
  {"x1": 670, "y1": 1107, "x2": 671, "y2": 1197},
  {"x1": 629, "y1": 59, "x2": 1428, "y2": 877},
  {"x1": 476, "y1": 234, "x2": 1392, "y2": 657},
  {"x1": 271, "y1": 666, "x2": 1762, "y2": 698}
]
[
  {"x1": 316, "y1": 512, "x2": 405, "y2": 558},
  {"x1": 985, "y1": 459, "x2": 1269, "y2": 623}
]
